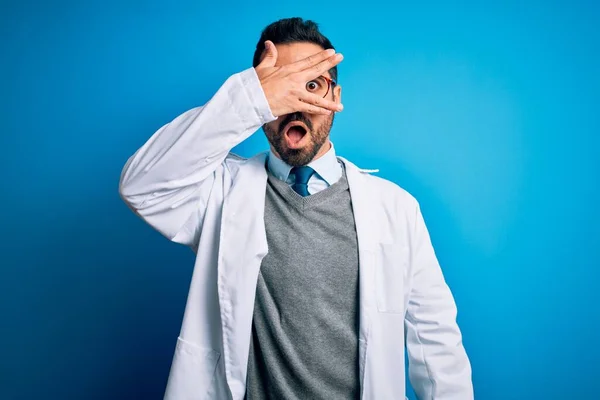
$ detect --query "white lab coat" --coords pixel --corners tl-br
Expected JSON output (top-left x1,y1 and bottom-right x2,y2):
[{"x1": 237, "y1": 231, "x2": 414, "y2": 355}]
[{"x1": 119, "y1": 67, "x2": 473, "y2": 400}]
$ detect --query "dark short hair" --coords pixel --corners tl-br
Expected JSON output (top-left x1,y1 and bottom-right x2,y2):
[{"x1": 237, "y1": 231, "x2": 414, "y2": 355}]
[{"x1": 252, "y1": 17, "x2": 337, "y2": 82}]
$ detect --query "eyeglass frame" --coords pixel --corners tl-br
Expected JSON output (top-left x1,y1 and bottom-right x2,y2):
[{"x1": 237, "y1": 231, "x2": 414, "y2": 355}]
[{"x1": 308, "y1": 75, "x2": 337, "y2": 98}]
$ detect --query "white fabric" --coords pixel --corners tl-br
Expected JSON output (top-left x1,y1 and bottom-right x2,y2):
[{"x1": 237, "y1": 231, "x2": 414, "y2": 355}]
[{"x1": 119, "y1": 67, "x2": 473, "y2": 400}]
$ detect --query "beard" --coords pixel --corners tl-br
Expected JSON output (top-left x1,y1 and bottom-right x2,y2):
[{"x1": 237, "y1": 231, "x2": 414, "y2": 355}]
[{"x1": 263, "y1": 111, "x2": 334, "y2": 167}]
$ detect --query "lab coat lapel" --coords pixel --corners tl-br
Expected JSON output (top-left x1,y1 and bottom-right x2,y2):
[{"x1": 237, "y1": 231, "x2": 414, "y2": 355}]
[
  {"x1": 217, "y1": 152, "x2": 269, "y2": 399},
  {"x1": 338, "y1": 156, "x2": 378, "y2": 397}
]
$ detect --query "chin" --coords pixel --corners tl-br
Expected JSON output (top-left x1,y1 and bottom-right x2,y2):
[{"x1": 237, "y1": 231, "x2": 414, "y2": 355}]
[{"x1": 279, "y1": 140, "x2": 323, "y2": 167}]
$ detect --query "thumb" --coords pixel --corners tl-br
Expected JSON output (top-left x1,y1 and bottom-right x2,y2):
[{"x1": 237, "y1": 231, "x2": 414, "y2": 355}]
[{"x1": 258, "y1": 40, "x2": 278, "y2": 68}]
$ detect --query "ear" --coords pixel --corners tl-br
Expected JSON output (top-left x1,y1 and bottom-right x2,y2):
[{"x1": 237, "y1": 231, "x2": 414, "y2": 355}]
[
  {"x1": 257, "y1": 40, "x2": 278, "y2": 68},
  {"x1": 333, "y1": 84, "x2": 342, "y2": 104}
]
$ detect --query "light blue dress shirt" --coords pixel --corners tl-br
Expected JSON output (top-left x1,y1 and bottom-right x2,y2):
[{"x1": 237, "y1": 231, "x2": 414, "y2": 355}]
[{"x1": 266, "y1": 142, "x2": 343, "y2": 195}]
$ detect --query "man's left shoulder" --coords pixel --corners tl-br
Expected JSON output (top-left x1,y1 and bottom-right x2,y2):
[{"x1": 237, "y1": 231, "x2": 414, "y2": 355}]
[
  {"x1": 361, "y1": 171, "x2": 417, "y2": 208},
  {"x1": 341, "y1": 156, "x2": 418, "y2": 209}
]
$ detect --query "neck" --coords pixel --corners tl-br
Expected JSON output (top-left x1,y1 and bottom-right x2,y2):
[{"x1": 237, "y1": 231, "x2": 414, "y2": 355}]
[{"x1": 313, "y1": 140, "x2": 332, "y2": 161}]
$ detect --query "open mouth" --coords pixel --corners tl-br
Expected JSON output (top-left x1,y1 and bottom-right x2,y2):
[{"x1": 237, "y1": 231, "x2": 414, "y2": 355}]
[{"x1": 283, "y1": 121, "x2": 309, "y2": 148}]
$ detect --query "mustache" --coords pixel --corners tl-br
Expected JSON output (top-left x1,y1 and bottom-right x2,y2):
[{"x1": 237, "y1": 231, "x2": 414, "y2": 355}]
[{"x1": 278, "y1": 112, "x2": 313, "y2": 135}]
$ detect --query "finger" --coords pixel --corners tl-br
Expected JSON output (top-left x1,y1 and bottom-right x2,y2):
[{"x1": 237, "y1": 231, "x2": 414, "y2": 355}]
[
  {"x1": 297, "y1": 101, "x2": 332, "y2": 115},
  {"x1": 286, "y1": 48, "x2": 336, "y2": 72},
  {"x1": 293, "y1": 89, "x2": 343, "y2": 113},
  {"x1": 301, "y1": 53, "x2": 343, "y2": 80},
  {"x1": 258, "y1": 40, "x2": 278, "y2": 68}
]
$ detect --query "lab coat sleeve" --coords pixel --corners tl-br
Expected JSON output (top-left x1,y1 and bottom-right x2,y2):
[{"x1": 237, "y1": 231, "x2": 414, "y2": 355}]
[
  {"x1": 119, "y1": 67, "x2": 276, "y2": 247},
  {"x1": 404, "y1": 202, "x2": 474, "y2": 399}
]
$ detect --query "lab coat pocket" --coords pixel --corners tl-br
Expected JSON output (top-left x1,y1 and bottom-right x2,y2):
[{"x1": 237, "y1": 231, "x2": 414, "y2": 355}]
[
  {"x1": 164, "y1": 337, "x2": 221, "y2": 400},
  {"x1": 375, "y1": 243, "x2": 408, "y2": 314}
]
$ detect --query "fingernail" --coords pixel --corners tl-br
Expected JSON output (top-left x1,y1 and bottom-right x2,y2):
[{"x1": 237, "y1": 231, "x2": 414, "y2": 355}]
[{"x1": 326, "y1": 48, "x2": 335, "y2": 55}]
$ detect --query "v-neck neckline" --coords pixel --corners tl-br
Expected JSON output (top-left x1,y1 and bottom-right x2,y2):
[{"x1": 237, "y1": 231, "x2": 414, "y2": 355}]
[{"x1": 266, "y1": 162, "x2": 348, "y2": 212}]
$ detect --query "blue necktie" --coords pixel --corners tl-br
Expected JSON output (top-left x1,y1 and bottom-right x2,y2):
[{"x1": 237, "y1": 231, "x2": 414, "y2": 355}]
[{"x1": 291, "y1": 166, "x2": 315, "y2": 197}]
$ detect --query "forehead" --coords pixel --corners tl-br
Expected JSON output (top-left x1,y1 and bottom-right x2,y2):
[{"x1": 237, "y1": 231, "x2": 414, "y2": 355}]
[{"x1": 273, "y1": 42, "x2": 326, "y2": 66}]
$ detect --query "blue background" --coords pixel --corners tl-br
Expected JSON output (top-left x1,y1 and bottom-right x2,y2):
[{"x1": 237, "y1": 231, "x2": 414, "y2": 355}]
[{"x1": 2, "y1": 0, "x2": 599, "y2": 399}]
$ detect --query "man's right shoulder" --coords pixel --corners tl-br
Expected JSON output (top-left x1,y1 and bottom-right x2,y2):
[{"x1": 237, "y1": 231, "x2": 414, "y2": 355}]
[
  {"x1": 223, "y1": 151, "x2": 269, "y2": 178},
  {"x1": 226, "y1": 152, "x2": 247, "y2": 163}
]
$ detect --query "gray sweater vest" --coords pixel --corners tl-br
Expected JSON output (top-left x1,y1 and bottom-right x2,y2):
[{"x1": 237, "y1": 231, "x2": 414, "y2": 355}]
[{"x1": 245, "y1": 162, "x2": 360, "y2": 400}]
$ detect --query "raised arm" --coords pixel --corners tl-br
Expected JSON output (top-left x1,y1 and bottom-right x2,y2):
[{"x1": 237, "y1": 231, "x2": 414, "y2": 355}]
[{"x1": 119, "y1": 42, "x2": 343, "y2": 248}]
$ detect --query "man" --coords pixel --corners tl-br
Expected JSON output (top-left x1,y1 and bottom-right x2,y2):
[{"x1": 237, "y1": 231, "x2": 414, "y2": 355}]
[{"x1": 119, "y1": 17, "x2": 473, "y2": 400}]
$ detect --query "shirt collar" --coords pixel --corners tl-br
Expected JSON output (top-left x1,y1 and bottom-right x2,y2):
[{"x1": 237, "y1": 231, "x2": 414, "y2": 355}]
[{"x1": 267, "y1": 141, "x2": 341, "y2": 185}]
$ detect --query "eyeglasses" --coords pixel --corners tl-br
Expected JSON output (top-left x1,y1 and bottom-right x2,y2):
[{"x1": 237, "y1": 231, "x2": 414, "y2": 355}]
[{"x1": 306, "y1": 75, "x2": 337, "y2": 98}]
